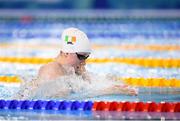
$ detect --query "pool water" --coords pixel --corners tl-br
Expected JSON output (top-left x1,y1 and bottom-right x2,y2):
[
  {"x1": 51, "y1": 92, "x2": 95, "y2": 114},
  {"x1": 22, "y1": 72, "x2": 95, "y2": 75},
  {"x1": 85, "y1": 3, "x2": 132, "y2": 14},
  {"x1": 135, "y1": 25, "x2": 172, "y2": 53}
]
[{"x1": 0, "y1": 12, "x2": 180, "y2": 120}]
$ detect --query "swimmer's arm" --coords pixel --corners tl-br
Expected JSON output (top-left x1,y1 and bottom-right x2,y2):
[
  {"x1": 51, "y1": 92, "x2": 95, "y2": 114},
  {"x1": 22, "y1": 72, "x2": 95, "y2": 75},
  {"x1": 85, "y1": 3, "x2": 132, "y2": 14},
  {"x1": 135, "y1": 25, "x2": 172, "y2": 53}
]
[{"x1": 88, "y1": 85, "x2": 137, "y2": 97}]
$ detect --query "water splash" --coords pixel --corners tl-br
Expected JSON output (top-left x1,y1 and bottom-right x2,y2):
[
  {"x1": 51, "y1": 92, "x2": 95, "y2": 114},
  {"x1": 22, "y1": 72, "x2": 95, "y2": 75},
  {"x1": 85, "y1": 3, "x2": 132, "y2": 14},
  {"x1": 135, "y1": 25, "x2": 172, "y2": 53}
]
[{"x1": 12, "y1": 66, "x2": 138, "y2": 100}]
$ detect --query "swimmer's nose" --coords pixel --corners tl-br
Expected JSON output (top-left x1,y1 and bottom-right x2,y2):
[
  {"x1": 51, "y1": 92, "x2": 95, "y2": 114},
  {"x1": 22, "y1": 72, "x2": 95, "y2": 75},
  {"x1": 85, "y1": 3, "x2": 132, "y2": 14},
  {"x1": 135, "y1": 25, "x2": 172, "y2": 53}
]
[{"x1": 81, "y1": 60, "x2": 86, "y2": 65}]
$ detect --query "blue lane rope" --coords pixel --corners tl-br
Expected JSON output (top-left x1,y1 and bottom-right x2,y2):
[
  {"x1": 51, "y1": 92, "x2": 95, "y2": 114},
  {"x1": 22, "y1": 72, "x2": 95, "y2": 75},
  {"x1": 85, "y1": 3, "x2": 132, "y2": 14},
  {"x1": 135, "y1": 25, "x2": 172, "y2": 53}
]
[
  {"x1": 0, "y1": 100, "x2": 180, "y2": 112},
  {"x1": 0, "y1": 100, "x2": 93, "y2": 111}
]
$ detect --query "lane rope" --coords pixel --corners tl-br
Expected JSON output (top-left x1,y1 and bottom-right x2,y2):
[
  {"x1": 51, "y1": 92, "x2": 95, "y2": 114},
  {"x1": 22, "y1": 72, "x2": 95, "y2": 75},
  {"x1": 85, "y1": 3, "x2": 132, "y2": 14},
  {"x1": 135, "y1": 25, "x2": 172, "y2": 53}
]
[
  {"x1": 0, "y1": 100, "x2": 179, "y2": 112},
  {"x1": 1, "y1": 76, "x2": 180, "y2": 87},
  {"x1": 0, "y1": 57, "x2": 180, "y2": 68}
]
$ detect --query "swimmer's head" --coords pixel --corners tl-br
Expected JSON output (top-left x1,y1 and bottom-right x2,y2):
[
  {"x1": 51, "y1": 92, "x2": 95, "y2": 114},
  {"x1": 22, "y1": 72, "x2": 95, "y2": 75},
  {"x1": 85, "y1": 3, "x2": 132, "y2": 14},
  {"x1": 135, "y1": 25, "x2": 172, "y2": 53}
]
[
  {"x1": 57, "y1": 28, "x2": 91, "y2": 69},
  {"x1": 60, "y1": 27, "x2": 91, "y2": 53}
]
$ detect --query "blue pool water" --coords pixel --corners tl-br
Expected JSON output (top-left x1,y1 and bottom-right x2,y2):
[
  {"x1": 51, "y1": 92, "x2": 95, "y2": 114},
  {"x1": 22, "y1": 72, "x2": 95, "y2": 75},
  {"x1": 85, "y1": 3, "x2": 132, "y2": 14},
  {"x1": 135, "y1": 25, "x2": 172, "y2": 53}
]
[
  {"x1": 0, "y1": 12, "x2": 180, "y2": 120},
  {"x1": 0, "y1": 18, "x2": 180, "y2": 100},
  {"x1": 0, "y1": 109, "x2": 180, "y2": 120}
]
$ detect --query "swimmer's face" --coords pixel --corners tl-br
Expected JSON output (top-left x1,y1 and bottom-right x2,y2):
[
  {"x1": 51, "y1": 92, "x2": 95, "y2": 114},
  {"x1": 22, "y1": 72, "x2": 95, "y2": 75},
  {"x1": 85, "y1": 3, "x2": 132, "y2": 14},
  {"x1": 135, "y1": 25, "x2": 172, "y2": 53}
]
[
  {"x1": 74, "y1": 52, "x2": 90, "y2": 74},
  {"x1": 61, "y1": 52, "x2": 90, "y2": 75},
  {"x1": 64, "y1": 52, "x2": 90, "y2": 67}
]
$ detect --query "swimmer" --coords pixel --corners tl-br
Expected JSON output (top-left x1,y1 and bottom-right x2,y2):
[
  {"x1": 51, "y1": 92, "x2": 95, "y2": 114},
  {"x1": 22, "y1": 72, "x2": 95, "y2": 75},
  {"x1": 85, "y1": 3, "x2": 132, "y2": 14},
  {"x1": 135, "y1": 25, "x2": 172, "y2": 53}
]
[
  {"x1": 13, "y1": 28, "x2": 137, "y2": 100},
  {"x1": 38, "y1": 28, "x2": 92, "y2": 81}
]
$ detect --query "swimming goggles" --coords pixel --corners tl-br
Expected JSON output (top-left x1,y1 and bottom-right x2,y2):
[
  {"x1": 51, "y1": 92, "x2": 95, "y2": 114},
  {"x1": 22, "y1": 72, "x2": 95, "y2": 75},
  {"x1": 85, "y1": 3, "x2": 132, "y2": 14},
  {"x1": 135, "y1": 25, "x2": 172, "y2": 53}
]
[{"x1": 76, "y1": 53, "x2": 89, "y2": 60}]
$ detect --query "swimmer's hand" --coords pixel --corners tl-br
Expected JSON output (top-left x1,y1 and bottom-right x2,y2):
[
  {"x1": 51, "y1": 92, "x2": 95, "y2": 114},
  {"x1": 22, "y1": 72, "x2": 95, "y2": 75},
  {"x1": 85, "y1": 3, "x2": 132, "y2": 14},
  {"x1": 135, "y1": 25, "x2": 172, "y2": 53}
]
[{"x1": 112, "y1": 85, "x2": 138, "y2": 96}]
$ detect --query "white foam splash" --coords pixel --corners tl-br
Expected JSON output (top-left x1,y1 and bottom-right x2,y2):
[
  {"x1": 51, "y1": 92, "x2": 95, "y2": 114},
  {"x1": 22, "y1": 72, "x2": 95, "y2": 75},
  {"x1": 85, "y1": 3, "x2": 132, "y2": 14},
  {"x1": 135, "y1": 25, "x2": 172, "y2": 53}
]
[{"x1": 12, "y1": 66, "x2": 138, "y2": 100}]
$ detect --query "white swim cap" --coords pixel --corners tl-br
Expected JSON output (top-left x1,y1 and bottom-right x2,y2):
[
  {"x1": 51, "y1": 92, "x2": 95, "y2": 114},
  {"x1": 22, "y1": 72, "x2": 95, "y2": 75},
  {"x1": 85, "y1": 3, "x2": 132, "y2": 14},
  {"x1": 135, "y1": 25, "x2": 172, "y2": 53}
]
[{"x1": 60, "y1": 28, "x2": 91, "y2": 53}]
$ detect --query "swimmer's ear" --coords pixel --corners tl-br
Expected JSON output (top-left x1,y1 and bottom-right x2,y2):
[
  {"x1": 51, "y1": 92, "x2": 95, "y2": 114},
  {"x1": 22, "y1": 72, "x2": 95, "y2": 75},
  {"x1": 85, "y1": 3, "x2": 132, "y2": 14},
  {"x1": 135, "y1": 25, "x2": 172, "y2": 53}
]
[{"x1": 60, "y1": 51, "x2": 68, "y2": 57}]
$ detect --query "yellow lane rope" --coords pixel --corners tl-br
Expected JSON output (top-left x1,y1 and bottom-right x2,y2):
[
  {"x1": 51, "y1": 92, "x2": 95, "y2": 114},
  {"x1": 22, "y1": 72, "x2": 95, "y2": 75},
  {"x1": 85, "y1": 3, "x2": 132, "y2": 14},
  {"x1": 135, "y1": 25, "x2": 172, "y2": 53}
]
[
  {"x1": 93, "y1": 44, "x2": 180, "y2": 51},
  {"x1": 1, "y1": 43, "x2": 180, "y2": 51},
  {"x1": 0, "y1": 76, "x2": 180, "y2": 87},
  {"x1": 119, "y1": 78, "x2": 180, "y2": 87},
  {"x1": 0, "y1": 57, "x2": 53, "y2": 64},
  {"x1": 0, "y1": 76, "x2": 21, "y2": 83},
  {"x1": 0, "y1": 57, "x2": 180, "y2": 68}
]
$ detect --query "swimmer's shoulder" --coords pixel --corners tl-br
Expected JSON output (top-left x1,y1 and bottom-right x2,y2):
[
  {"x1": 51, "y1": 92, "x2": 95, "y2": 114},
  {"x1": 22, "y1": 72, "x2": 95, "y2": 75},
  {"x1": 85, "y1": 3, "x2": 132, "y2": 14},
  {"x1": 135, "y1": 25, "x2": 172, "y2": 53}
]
[{"x1": 38, "y1": 61, "x2": 65, "y2": 80}]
